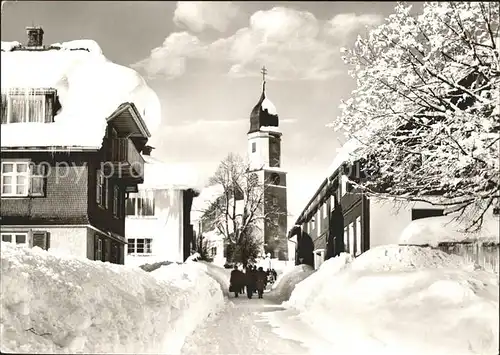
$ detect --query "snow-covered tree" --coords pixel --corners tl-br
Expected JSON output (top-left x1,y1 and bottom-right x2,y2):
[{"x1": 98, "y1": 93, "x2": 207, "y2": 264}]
[
  {"x1": 200, "y1": 153, "x2": 283, "y2": 266},
  {"x1": 333, "y1": 2, "x2": 499, "y2": 229}
]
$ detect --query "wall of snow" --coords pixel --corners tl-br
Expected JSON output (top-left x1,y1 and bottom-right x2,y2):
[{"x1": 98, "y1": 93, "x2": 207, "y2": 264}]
[
  {"x1": 0, "y1": 242, "x2": 224, "y2": 354},
  {"x1": 268, "y1": 264, "x2": 315, "y2": 303},
  {"x1": 1, "y1": 40, "x2": 161, "y2": 149},
  {"x1": 285, "y1": 246, "x2": 499, "y2": 355}
]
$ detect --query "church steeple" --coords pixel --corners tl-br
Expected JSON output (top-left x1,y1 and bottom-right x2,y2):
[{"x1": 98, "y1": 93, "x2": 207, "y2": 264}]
[{"x1": 248, "y1": 66, "x2": 278, "y2": 134}]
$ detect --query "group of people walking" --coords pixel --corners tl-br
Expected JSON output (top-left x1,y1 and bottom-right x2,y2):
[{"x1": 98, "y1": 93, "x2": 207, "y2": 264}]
[{"x1": 229, "y1": 265, "x2": 276, "y2": 299}]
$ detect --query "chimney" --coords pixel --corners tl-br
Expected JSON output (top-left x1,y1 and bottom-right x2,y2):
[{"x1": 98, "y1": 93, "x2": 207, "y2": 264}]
[
  {"x1": 26, "y1": 26, "x2": 44, "y2": 47},
  {"x1": 142, "y1": 145, "x2": 155, "y2": 156}
]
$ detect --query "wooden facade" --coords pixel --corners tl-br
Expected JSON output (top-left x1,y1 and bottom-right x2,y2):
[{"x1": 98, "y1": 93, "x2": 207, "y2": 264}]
[
  {"x1": 1, "y1": 104, "x2": 149, "y2": 264},
  {"x1": 290, "y1": 165, "x2": 372, "y2": 269}
]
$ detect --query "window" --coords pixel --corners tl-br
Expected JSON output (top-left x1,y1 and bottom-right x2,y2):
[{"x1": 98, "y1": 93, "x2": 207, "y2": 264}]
[
  {"x1": 330, "y1": 195, "x2": 336, "y2": 212},
  {"x1": 96, "y1": 238, "x2": 103, "y2": 261},
  {"x1": 251, "y1": 142, "x2": 256, "y2": 153},
  {"x1": 411, "y1": 208, "x2": 444, "y2": 221},
  {"x1": 349, "y1": 223, "x2": 355, "y2": 256},
  {"x1": 1, "y1": 161, "x2": 46, "y2": 197},
  {"x1": 355, "y1": 217, "x2": 362, "y2": 256},
  {"x1": 317, "y1": 210, "x2": 322, "y2": 232},
  {"x1": 272, "y1": 196, "x2": 278, "y2": 205},
  {"x1": 1, "y1": 90, "x2": 55, "y2": 124},
  {"x1": 127, "y1": 238, "x2": 153, "y2": 255},
  {"x1": 1, "y1": 232, "x2": 29, "y2": 247},
  {"x1": 343, "y1": 227, "x2": 348, "y2": 252},
  {"x1": 32, "y1": 232, "x2": 50, "y2": 250},
  {"x1": 126, "y1": 191, "x2": 155, "y2": 217},
  {"x1": 314, "y1": 249, "x2": 325, "y2": 270},
  {"x1": 96, "y1": 170, "x2": 109, "y2": 208},
  {"x1": 341, "y1": 175, "x2": 347, "y2": 197},
  {"x1": 322, "y1": 202, "x2": 328, "y2": 218},
  {"x1": 113, "y1": 185, "x2": 120, "y2": 218}
]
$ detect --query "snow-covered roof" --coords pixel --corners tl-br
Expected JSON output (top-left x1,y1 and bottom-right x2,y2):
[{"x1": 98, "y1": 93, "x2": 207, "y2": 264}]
[
  {"x1": 260, "y1": 125, "x2": 281, "y2": 134},
  {"x1": 139, "y1": 155, "x2": 200, "y2": 191},
  {"x1": 191, "y1": 184, "x2": 225, "y2": 222},
  {"x1": 261, "y1": 97, "x2": 277, "y2": 116},
  {"x1": 399, "y1": 212, "x2": 500, "y2": 247},
  {"x1": 1, "y1": 40, "x2": 161, "y2": 149},
  {"x1": 326, "y1": 138, "x2": 362, "y2": 177}
]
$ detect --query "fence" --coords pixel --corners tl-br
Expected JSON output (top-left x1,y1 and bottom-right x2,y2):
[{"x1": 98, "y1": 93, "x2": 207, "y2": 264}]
[{"x1": 436, "y1": 242, "x2": 499, "y2": 274}]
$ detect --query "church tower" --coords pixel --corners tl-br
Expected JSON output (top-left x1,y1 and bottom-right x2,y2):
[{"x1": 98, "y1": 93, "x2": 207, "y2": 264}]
[{"x1": 247, "y1": 67, "x2": 288, "y2": 260}]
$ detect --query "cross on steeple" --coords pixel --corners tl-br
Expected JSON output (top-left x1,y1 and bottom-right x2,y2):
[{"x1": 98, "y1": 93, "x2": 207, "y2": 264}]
[{"x1": 261, "y1": 66, "x2": 267, "y2": 82}]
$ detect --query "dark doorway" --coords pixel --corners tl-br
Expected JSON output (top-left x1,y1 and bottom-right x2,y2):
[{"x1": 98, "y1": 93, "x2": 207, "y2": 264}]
[{"x1": 411, "y1": 208, "x2": 444, "y2": 221}]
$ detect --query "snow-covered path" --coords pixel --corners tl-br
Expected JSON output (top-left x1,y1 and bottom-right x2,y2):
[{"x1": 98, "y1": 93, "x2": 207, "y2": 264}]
[{"x1": 180, "y1": 294, "x2": 331, "y2": 355}]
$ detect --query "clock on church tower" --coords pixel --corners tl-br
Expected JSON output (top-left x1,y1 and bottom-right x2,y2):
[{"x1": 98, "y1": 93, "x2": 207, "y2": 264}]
[{"x1": 245, "y1": 66, "x2": 288, "y2": 260}]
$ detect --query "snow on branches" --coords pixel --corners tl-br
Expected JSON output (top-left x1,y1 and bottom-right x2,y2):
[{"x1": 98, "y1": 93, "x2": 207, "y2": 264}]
[{"x1": 333, "y1": 2, "x2": 500, "y2": 229}]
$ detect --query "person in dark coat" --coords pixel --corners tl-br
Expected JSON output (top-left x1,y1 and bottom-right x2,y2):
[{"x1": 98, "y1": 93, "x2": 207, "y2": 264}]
[
  {"x1": 245, "y1": 265, "x2": 257, "y2": 299},
  {"x1": 255, "y1": 267, "x2": 268, "y2": 299},
  {"x1": 229, "y1": 265, "x2": 244, "y2": 298}
]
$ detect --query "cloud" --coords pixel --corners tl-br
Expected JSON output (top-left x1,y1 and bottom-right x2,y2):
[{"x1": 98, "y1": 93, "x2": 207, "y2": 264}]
[
  {"x1": 131, "y1": 32, "x2": 205, "y2": 79},
  {"x1": 325, "y1": 13, "x2": 383, "y2": 40},
  {"x1": 173, "y1": 1, "x2": 241, "y2": 33},
  {"x1": 133, "y1": 7, "x2": 383, "y2": 80}
]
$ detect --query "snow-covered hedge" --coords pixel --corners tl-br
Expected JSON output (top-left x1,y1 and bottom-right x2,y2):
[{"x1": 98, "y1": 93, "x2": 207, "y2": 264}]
[
  {"x1": 269, "y1": 264, "x2": 315, "y2": 303},
  {"x1": 286, "y1": 245, "x2": 499, "y2": 355},
  {"x1": 0, "y1": 243, "x2": 224, "y2": 354}
]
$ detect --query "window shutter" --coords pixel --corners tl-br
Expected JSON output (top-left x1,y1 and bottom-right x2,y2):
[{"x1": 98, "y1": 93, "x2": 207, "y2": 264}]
[
  {"x1": 96, "y1": 172, "x2": 102, "y2": 205},
  {"x1": 45, "y1": 93, "x2": 55, "y2": 123},
  {"x1": 32, "y1": 232, "x2": 50, "y2": 250},
  {"x1": 1, "y1": 94, "x2": 7, "y2": 124},
  {"x1": 30, "y1": 164, "x2": 46, "y2": 196},
  {"x1": 104, "y1": 178, "x2": 109, "y2": 209}
]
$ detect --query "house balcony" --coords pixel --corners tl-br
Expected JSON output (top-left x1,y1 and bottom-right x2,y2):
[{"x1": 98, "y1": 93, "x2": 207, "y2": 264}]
[{"x1": 104, "y1": 138, "x2": 144, "y2": 184}]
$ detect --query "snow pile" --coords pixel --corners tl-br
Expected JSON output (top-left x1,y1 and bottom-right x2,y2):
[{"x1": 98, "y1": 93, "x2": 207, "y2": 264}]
[
  {"x1": 286, "y1": 245, "x2": 499, "y2": 355},
  {"x1": 400, "y1": 212, "x2": 500, "y2": 247},
  {"x1": 141, "y1": 156, "x2": 201, "y2": 191},
  {"x1": 0, "y1": 242, "x2": 224, "y2": 354},
  {"x1": 261, "y1": 97, "x2": 277, "y2": 116},
  {"x1": 1, "y1": 41, "x2": 21, "y2": 52},
  {"x1": 268, "y1": 264, "x2": 314, "y2": 302},
  {"x1": 1, "y1": 39, "x2": 161, "y2": 149},
  {"x1": 198, "y1": 261, "x2": 232, "y2": 297}
]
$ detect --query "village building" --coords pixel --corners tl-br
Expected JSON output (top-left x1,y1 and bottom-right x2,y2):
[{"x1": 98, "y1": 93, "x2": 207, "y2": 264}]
[
  {"x1": 0, "y1": 27, "x2": 160, "y2": 264},
  {"x1": 288, "y1": 138, "x2": 448, "y2": 270},
  {"x1": 125, "y1": 146, "x2": 199, "y2": 266}
]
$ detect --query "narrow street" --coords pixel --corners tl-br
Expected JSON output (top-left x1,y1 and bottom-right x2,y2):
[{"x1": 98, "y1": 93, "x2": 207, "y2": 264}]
[{"x1": 180, "y1": 292, "x2": 332, "y2": 355}]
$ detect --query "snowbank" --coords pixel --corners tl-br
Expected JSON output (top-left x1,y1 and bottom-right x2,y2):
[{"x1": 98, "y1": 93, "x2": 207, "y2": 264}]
[
  {"x1": 198, "y1": 261, "x2": 232, "y2": 297},
  {"x1": 0, "y1": 243, "x2": 224, "y2": 354},
  {"x1": 400, "y1": 212, "x2": 500, "y2": 247},
  {"x1": 286, "y1": 245, "x2": 499, "y2": 355},
  {"x1": 268, "y1": 264, "x2": 314, "y2": 303},
  {"x1": 1, "y1": 40, "x2": 161, "y2": 149}
]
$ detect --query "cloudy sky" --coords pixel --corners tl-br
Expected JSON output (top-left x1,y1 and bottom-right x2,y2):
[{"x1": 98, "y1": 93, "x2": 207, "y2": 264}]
[{"x1": 1, "y1": 1, "x2": 417, "y2": 224}]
